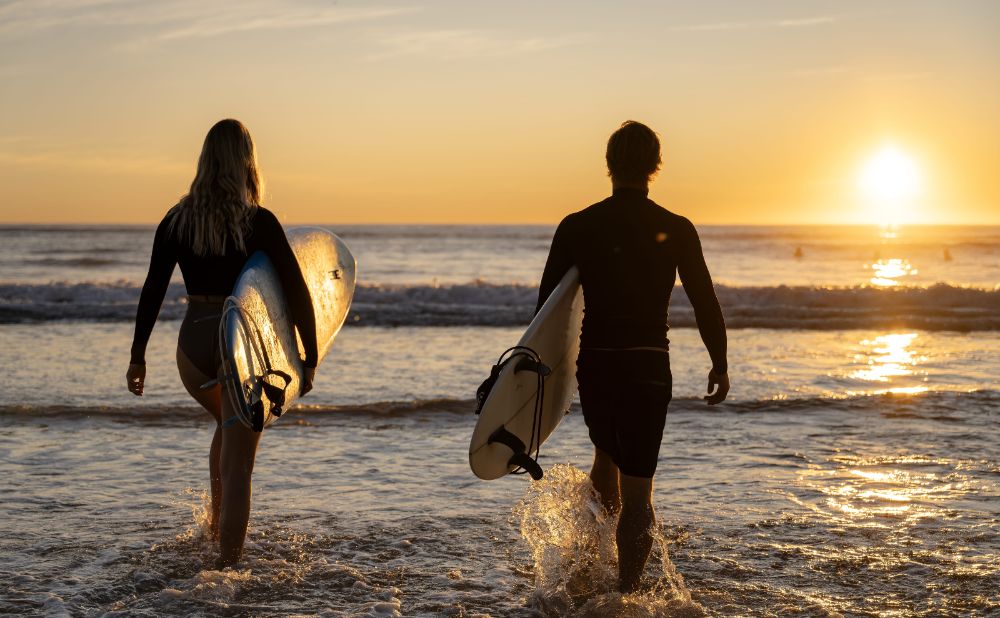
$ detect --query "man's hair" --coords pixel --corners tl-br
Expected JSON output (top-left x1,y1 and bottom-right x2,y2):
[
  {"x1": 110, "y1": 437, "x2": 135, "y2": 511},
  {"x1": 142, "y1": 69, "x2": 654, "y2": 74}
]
[{"x1": 606, "y1": 120, "x2": 662, "y2": 185}]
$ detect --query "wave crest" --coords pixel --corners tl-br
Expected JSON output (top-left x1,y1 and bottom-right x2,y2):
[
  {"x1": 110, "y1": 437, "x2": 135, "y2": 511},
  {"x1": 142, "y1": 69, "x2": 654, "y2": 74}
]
[
  {"x1": 1, "y1": 280, "x2": 998, "y2": 330},
  {"x1": 2, "y1": 390, "x2": 995, "y2": 421}
]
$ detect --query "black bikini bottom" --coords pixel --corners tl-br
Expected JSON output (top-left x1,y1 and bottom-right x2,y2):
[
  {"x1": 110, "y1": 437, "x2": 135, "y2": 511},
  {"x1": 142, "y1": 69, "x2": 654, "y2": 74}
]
[{"x1": 178, "y1": 299, "x2": 224, "y2": 378}]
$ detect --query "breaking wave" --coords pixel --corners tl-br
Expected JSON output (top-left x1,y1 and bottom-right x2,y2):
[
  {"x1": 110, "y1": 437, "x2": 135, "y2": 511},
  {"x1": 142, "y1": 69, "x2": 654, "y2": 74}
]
[
  {"x1": 0, "y1": 280, "x2": 998, "y2": 330},
  {"x1": 2, "y1": 390, "x2": 995, "y2": 423}
]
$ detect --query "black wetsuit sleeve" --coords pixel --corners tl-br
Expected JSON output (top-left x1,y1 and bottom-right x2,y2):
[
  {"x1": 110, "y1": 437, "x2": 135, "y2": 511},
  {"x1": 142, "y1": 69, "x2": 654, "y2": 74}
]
[
  {"x1": 130, "y1": 216, "x2": 178, "y2": 365},
  {"x1": 535, "y1": 217, "x2": 575, "y2": 315},
  {"x1": 255, "y1": 211, "x2": 318, "y2": 367},
  {"x1": 677, "y1": 220, "x2": 728, "y2": 374}
]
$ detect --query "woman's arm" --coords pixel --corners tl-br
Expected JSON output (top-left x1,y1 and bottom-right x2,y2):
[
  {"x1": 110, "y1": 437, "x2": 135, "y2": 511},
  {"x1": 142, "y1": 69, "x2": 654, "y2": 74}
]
[
  {"x1": 256, "y1": 210, "x2": 318, "y2": 368},
  {"x1": 130, "y1": 216, "x2": 178, "y2": 366},
  {"x1": 127, "y1": 216, "x2": 177, "y2": 396}
]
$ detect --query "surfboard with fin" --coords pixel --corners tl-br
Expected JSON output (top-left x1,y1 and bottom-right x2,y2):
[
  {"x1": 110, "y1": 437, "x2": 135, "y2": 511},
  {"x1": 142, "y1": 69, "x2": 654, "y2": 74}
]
[
  {"x1": 469, "y1": 267, "x2": 583, "y2": 480},
  {"x1": 221, "y1": 227, "x2": 356, "y2": 432}
]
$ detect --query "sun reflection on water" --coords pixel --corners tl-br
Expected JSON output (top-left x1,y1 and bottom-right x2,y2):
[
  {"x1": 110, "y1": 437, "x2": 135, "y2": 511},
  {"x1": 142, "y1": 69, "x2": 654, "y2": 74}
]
[
  {"x1": 869, "y1": 258, "x2": 918, "y2": 287},
  {"x1": 848, "y1": 333, "x2": 928, "y2": 394},
  {"x1": 796, "y1": 454, "x2": 965, "y2": 526},
  {"x1": 823, "y1": 466, "x2": 937, "y2": 521}
]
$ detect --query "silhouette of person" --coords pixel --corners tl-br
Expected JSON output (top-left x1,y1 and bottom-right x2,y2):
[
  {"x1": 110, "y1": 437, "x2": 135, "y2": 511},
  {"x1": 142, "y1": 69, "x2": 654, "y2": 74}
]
[
  {"x1": 126, "y1": 119, "x2": 317, "y2": 568},
  {"x1": 536, "y1": 120, "x2": 729, "y2": 593}
]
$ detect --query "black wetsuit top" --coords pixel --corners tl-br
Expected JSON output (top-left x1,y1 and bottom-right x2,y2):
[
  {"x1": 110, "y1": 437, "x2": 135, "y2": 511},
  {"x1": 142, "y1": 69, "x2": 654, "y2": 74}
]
[
  {"x1": 130, "y1": 207, "x2": 318, "y2": 368},
  {"x1": 536, "y1": 187, "x2": 728, "y2": 374}
]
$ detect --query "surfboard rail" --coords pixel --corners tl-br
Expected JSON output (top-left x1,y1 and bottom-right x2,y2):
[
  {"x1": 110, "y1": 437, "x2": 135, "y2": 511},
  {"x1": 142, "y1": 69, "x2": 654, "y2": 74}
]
[
  {"x1": 469, "y1": 266, "x2": 583, "y2": 480},
  {"x1": 221, "y1": 228, "x2": 356, "y2": 431}
]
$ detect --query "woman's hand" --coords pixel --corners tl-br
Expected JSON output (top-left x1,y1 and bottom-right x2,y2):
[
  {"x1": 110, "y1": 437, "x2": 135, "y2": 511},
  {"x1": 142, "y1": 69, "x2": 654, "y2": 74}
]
[
  {"x1": 301, "y1": 366, "x2": 316, "y2": 396},
  {"x1": 704, "y1": 369, "x2": 730, "y2": 405},
  {"x1": 126, "y1": 363, "x2": 146, "y2": 396}
]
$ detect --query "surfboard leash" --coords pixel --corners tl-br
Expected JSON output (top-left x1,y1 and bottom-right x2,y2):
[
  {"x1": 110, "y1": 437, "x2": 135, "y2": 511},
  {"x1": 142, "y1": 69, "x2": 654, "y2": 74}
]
[
  {"x1": 477, "y1": 346, "x2": 550, "y2": 480},
  {"x1": 218, "y1": 297, "x2": 292, "y2": 432}
]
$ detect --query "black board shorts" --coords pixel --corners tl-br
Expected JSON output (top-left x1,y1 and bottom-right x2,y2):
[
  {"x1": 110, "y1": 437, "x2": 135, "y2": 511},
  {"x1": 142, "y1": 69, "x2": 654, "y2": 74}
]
[{"x1": 576, "y1": 349, "x2": 672, "y2": 478}]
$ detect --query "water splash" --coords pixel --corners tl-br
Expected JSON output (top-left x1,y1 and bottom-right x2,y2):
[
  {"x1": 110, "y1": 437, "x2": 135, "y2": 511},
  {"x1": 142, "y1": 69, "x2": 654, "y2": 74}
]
[
  {"x1": 158, "y1": 568, "x2": 254, "y2": 606},
  {"x1": 514, "y1": 464, "x2": 705, "y2": 617}
]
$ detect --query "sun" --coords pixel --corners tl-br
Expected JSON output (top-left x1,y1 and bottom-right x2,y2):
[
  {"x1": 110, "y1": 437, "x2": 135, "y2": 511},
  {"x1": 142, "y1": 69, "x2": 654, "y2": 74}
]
[{"x1": 857, "y1": 144, "x2": 923, "y2": 225}]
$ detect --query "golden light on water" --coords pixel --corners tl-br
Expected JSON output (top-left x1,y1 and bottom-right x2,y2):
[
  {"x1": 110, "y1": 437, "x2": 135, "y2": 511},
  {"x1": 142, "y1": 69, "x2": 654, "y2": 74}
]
[
  {"x1": 848, "y1": 332, "x2": 929, "y2": 395},
  {"x1": 857, "y1": 145, "x2": 924, "y2": 226},
  {"x1": 869, "y1": 258, "x2": 919, "y2": 287},
  {"x1": 797, "y1": 455, "x2": 960, "y2": 527},
  {"x1": 824, "y1": 466, "x2": 940, "y2": 520},
  {"x1": 851, "y1": 333, "x2": 918, "y2": 382}
]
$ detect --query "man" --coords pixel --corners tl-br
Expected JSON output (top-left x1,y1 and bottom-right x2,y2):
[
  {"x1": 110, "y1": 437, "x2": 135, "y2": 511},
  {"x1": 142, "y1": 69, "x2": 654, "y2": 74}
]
[{"x1": 536, "y1": 120, "x2": 729, "y2": 593}]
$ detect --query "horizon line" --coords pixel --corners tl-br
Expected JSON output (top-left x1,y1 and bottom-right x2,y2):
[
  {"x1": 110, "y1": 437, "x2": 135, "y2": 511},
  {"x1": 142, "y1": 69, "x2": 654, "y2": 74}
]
[{"x1": 3, "y1": 221, "x2": 999, "y2": 228}]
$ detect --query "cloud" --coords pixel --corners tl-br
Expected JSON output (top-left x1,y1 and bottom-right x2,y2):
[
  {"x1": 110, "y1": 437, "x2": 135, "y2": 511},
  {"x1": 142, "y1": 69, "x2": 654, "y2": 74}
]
[
  {"x1": 370, "y1": 29, "x2": 585, "y2": 60},
  {"x1": 780, "y1": 66, "x2": 933, "y2": 82},
  {"x1": 0, "y1": 1, "x2": 412, "y2": 40},
  {"x1": 862, "y1": 71, "x2": 932, "y2": 83},
  {"x1": 156, "y1": 6, "x2": 413, "y2": 41},
  {"x1": 670, "y1": 15, "x2": 840, "y2": 32},
  {"x1": 0, "y1": 148, "x2": 188, "y2": 176},
  {"x1": 786, "y1": 65, "x2": 853, "y2": 78}
]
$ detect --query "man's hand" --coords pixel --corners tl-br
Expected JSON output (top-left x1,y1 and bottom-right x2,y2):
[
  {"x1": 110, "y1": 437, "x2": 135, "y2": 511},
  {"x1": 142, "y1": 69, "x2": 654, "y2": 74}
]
[
  {"x1": 704, "y1": 369, "x2": 729, "y2": 405},
  {"x1": 301, "y1": 366, "x2": 316, "y2": 396},
  {"x1": 126, "y1": 363, "x2": 146, "y2": 396}
]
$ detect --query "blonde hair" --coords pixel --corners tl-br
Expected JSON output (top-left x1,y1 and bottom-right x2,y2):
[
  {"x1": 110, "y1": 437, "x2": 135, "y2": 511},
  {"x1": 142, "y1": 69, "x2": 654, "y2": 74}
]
[{"x1": 168, "y1": 119, "x2": 263, "y2": 256}]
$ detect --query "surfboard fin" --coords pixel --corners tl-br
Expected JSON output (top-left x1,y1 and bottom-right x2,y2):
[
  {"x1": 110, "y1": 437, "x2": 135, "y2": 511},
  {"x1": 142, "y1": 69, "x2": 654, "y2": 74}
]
[
  {"x1": 475, "y1": 364, "x2": 503, "y2": 415},
  {"x1": 509, "y1": 453, "x2": 544, "y2": 481},
  {"x1": 514, "y1": 357, "x2": 551, "y2": 377},
  {"x1": 488, "y1": 426, "x2": 544, "y2": 480}
]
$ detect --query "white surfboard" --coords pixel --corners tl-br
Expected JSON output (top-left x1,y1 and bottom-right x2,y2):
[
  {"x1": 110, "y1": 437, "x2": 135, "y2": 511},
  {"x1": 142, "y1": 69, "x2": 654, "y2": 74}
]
[
  {"x1": 221, "y1": 227, "x2": 356, "y2": 431},
  {"x1": 469, "y1": 267, "x2": 583, "y2": 480}
]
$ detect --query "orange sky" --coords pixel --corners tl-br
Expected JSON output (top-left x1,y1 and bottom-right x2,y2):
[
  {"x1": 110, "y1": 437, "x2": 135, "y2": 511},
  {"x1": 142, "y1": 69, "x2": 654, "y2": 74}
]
[{"x1": 0, "y1": 1, "x2": 998, "y2": 225}]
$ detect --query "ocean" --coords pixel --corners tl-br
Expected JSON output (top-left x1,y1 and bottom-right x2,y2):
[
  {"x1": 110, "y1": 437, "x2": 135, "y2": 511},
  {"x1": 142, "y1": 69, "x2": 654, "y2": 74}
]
[{"x1": 1, "y1": 223, "x2": 998, "y2": 617}]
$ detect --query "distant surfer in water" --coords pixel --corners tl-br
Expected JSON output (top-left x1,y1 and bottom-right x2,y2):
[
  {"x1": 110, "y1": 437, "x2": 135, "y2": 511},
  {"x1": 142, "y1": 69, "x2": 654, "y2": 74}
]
[
  {"x1": 536, "y1": 120, "x2": 729, "y2": 593},
  {"x1": 126, "y1": 119, "x2": 318, "y2": 568}
]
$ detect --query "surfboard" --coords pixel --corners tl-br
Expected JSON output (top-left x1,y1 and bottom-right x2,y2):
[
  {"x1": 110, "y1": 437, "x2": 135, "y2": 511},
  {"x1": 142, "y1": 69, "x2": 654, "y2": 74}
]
[
  {"x1": 469, "y1": 267, "x2": 583, "y2": 480},
  {"x1": 221, "y1": 227, "x2": 356, "y2": 431}
]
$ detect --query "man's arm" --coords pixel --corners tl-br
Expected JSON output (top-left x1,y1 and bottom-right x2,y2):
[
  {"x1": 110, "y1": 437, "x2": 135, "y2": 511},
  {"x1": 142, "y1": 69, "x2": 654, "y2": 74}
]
[
  {"x1": 677, "y1": 219, "x2": 729, "y2": 404},
  {"x1": 535, "y1": 217, "x2": 575, "y2": 315}
]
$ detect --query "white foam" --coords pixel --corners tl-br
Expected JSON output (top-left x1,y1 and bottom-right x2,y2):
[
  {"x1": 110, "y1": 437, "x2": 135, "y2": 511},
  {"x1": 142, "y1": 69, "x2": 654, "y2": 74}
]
[
  {"x1": 515, "y1": 464, "x2": 706, "y2": 617},
  {"x1": 2, "y1": 280, "x2": 997, "y2": 329}
]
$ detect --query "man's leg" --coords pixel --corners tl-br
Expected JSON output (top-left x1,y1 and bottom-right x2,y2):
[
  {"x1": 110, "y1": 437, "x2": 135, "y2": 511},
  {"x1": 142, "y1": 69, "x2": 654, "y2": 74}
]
[
  {"x1": 617, "y1": 473, "x2": 655, "y2": 593},
  {"x1": 590, "y1": 447, "x2": 622, "y2": 516}
]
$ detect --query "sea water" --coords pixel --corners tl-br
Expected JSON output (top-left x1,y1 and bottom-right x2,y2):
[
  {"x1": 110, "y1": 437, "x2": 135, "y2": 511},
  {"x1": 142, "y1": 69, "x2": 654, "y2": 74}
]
[{"x1": 1, "y1": 224, "x2": 998, "y2": 616}]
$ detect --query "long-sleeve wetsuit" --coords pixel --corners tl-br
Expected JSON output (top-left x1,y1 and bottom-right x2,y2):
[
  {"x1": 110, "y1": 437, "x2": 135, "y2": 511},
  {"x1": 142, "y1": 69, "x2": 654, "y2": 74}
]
[
  {"x1": 130, "y1": 206, "x2": 318, "y2": 369},
  {"x1": 536, "y1": 187, "x2": 727, "y2": 374}
]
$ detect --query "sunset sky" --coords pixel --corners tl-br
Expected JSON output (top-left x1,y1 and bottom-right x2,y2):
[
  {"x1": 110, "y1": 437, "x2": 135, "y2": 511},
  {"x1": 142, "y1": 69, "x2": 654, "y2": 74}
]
[{"x1": 1, "y1": 0, "x2": 997, "y2": 225}]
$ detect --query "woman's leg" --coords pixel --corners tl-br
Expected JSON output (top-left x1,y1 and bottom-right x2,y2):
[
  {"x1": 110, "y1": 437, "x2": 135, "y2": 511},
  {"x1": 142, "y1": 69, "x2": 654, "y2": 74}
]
[
  {"x1": 216, "y1": 386, "x2": 261, "y2": 568},
  {"x1": 208, "y1": 427, "x2": 222, "y2": 539},
  {"x1": 176, "y1": 347, "x2": 223, "y2": 539}
]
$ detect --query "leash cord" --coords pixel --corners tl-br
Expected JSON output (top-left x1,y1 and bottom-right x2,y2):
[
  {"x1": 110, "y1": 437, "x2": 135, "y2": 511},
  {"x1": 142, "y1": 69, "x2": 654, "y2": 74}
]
[{"x1": 491, "y1": 346, "x2": 546, "y2": 475}]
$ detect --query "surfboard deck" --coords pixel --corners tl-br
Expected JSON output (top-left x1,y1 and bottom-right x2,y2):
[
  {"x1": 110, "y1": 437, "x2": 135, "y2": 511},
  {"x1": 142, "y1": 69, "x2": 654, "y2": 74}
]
[
  {"x1": 222, "y1": 227, "x2": 356, "y2": 431},
  {"x1": 469, "y1": 267, "x2": 583, "y2": 480}
]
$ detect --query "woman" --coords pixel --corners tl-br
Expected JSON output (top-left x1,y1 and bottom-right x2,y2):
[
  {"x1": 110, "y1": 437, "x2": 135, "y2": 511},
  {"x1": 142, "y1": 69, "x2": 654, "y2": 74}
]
[{"x1": 125, "y1": 119, "x2": 317, "y2": 567}]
